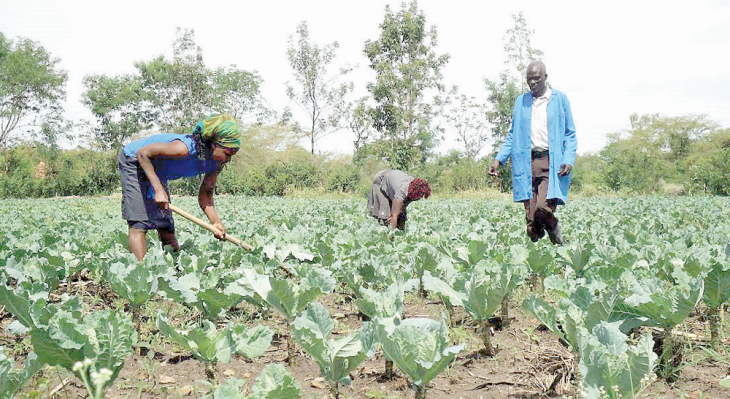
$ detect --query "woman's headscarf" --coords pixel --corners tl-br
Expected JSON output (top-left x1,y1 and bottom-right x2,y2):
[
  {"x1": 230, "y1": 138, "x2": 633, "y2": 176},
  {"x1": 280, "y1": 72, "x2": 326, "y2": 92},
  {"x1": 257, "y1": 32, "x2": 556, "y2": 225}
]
[{"x1": 192, "y1": 114, "x2": 242, "y2": 149}]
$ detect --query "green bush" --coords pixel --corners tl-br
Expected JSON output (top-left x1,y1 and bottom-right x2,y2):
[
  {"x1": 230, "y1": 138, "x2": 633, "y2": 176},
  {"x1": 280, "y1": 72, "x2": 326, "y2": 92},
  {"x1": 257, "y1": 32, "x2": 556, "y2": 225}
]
[
  {"x1": 0, "y1": 145, "x2": 118, "y2": 198},
  {"x1": 3, "y1": 137, "x2": 729, "y2": 199},
  {"x1": 325, "y1": 162, "x2": 360, "y2": 193},
  {"x1": 689, "y1": 148, "x2": 730, "y2": 195}
]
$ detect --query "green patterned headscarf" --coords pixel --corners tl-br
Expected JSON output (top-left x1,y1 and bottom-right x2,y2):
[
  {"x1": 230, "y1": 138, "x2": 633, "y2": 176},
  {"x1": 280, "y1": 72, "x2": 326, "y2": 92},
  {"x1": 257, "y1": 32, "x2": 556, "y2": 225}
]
[{"x1": 192, "y1": 114, "x2": 242, "y2": 149}]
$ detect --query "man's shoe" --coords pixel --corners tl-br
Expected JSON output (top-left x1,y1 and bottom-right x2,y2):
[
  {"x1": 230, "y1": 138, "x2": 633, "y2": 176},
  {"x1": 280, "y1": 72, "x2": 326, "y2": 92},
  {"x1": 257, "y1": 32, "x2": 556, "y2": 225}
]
[{"x1": 548, "y1": 226, "x2": 565, "y2": 245}]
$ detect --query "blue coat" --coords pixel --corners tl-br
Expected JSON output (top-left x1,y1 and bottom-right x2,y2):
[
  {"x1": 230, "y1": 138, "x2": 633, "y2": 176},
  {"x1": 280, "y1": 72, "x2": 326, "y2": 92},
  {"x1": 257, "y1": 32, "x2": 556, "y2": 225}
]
[{"x1": 495, "y1": 88, "x2": 577, "y2": 204}]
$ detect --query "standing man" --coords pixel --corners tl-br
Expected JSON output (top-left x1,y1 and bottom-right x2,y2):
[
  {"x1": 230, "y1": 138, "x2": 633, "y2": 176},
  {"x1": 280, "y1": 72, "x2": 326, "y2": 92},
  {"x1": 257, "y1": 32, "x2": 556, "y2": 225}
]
[{"x1": 488, "y1": 61, "x2": 577, "y2": 244}]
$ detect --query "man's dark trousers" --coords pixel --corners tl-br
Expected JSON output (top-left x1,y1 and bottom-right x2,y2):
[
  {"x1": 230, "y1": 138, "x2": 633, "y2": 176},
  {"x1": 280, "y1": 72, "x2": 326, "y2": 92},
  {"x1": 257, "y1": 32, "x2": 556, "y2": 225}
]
[{"x1": 523, "y1": 150, "x2": 558, "y2": 241}]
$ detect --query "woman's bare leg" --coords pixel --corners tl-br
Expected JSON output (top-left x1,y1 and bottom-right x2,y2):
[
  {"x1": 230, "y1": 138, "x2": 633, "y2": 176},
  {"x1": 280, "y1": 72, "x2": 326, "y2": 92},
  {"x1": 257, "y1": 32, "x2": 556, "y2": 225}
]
[
  {"x1": 158, "y1": 229, "x2": 180, "y2": 252},
  {"x1": 129, "y1": 228, "x2": 148, "y2": 261}
]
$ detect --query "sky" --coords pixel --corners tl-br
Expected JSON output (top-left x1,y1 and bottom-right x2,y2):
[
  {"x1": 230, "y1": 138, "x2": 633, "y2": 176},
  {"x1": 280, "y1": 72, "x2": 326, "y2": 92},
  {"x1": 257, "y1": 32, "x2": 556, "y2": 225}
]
[{"x1": 1, "y1": 0, "x2": 728, "y2": 156}]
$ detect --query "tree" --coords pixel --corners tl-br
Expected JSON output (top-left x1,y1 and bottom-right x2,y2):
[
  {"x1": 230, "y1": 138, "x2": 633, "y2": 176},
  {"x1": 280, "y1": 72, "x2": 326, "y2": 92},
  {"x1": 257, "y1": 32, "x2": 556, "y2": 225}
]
[
  {"x1": 81, "y1": 74, "x2": 151, "y2": 150},
  {"x1": 82, "y1": 27, "x2": 268, "y2": 148},
  {"x1": 437, "y1": 86, "x2": 490, "y2": 160},
  {"x1": 211, "y1": 66, "x2": 268, "y2": 123},
  {"x1": 0, "y1": 32, "x2": 68, "y2": 147},
  {"x1": 286, "y1": 21, "x2": 353, "y2": 155},
  {"x1": 483, "y1": 72, "x2": 520, "y2": 154},
  {"x1": 135, "y1": 28, "x2": 211, "y2": 131},
  {"x1": 485, "y1": 13, "x2": 543, "y2": 153},
  {"x1": 363, "y1": 0, "x2": 450, "y2": 170},
  {"x1": 503, "y1": 11, "x2": 544, "y2": 92},
  {"x1": 628, "y1": 113, "x2": 717, "y2": 161},
  {"x1": 599, "y1": 113, "x2": 723, "y2": 193},
  {"x1": 347, "y1": 97, "x2": 374, "y2": 153}
]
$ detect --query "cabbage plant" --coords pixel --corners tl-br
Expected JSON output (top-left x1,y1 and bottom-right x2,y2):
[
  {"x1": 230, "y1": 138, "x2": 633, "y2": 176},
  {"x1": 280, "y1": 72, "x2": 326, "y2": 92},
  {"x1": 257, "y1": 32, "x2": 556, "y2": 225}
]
[
  {"x1": 103, "y1": 257, "x2": 161, "y2": 327},
  {"x1": 356, "y1": 281, "x2": 405, "y2": 379},
  {"x1": 0, "y1": 348, "x2": 42, "y2": 399},
  {"x1": 157, "y1": 312, "x2": 272, "y2": 381},
  {"x1": 701, "y1": 244, "x2": 730, "y2": 348},
  {"x1": 614, "y1": 272, "x2": 703, "y2": 381},
  {"x1": 375, "y1": 317, "x2": 463, "y2": 399},
  {"x1": 292, "y1": 302, "x2": 365, "y2": 398},
  {"x1": 423, "y1": 261, "x2": 521, "y2": 355},
  {"x1": 0, "y1": 284, "x2": 136, "y2": 392},
  {"x1": 200, "y1": 363, "x2": 301, "y2": 399},
  {"x1": 579, "y1": 321, "x2": 657, "y2": 399},
  {"x1": 235, "y1": 267, "x2": 335, "y2": 364}
]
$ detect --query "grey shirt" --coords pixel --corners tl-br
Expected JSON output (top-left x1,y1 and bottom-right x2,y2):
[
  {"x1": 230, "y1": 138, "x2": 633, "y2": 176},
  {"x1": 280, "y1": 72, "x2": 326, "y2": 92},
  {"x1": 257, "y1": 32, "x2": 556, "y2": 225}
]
[{"x1": 380, "y1": 169, "x2": 414, "y2": 200}]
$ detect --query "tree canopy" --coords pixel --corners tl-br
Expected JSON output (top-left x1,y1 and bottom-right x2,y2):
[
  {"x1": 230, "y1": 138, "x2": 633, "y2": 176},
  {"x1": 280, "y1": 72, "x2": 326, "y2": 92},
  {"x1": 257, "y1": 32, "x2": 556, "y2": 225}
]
[
  {"x1": 0, "y1": 33, "x2": 68, "y2": 147},
  {"x1": 363, "y1": 0, "x2": 450, "y2": 170},
  {"x1": 82, "y1": 28, "x2": 268, "y2": 149}
]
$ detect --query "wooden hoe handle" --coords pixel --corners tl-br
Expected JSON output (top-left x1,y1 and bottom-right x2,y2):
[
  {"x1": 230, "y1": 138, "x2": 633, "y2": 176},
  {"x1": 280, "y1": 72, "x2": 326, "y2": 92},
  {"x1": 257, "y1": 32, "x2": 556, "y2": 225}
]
[{"x1": 168, "y1": 204, "x2": 254, "y2": 251}]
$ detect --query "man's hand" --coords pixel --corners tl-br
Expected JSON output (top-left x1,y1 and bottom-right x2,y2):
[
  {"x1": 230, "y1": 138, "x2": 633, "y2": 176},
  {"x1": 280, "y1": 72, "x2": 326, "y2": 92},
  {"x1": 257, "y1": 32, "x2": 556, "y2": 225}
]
[
  {"x1": 558, "y1": 164, "x2": 572, "y2": 176},
  {"x1": 154, "y1": 191, "x2": 169, "y2": 210},
  {"x1": 488, "y1": 160, "x2": 501, "y2": 176},
  {"x1": 212, "y1": 221, "x2": 226, "y2": 240}
]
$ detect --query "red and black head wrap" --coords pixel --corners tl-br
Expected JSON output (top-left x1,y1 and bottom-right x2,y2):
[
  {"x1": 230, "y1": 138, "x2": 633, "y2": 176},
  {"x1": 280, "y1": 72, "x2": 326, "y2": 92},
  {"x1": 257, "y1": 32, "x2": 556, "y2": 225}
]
[{"x1": 407, "y1": 178, "x2": 431, "y2": 201}]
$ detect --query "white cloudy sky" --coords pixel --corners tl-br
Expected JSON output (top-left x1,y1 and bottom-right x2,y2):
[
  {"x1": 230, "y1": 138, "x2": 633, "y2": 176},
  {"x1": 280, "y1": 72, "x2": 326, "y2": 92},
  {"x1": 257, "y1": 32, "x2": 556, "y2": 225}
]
[{"x1": 2, "y1": 0, "x2": 728, "y2": 156}]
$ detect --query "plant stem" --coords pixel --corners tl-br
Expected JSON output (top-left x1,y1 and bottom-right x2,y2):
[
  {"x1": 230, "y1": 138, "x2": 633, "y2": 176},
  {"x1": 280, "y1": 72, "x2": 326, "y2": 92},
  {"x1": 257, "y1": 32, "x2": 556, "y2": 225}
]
[
  {"x1": 482, "y1": 320, "x2": 495, "y2": 357},
  {"x1": 709, "y1": 306, "x2": 721, "y2": 349},
  {"x1": 660, "y1": 327, "x2": 682, "y2": 382},
  {"x1": 287, "y1": 334, "x2": 296, "y2": 366},
  {"x1": 385, "y1": 359, "x2": 394, "y2": 380},
  {"x1": 328, "y1": 380, "x2": 340, "y2": 399},
  {"x1": 56, "y1": 369, "x2": 69, "y2": 399},
  {"x1": 205, "y1": 361, "x2": 216, "y2": 383},
  {"x1": 77, "y1": 370, "x2": 96, "y2": 399},
  {"x1": 415, "y1": 385, "x2": 427, "y2": 399},
  {"x1": 132, "y1": 307, "x2": 142, "y2": 354},
  {"x1": 500, "y1": 293, "x2": 510, "y2": 318}
]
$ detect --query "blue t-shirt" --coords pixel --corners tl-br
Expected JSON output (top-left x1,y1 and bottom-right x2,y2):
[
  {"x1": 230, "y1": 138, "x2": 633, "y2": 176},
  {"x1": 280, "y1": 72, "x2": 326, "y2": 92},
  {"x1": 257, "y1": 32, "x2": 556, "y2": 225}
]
[{"x1": 122, "y1": 133, "x2": 220, "y2": 198}]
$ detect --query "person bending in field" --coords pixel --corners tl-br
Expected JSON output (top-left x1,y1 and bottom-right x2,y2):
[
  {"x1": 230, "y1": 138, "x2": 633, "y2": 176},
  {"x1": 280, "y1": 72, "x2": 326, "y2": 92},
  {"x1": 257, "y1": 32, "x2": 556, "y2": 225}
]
[
  {"x1": 489, "y1": 60, "x2": 577, "y2": 245},
  {"x1": 367, "y1": 169, "x2": 431, "y2": 230},
  {"x1": 117, "y1": 114, "x2": 242, "y2": 260}
]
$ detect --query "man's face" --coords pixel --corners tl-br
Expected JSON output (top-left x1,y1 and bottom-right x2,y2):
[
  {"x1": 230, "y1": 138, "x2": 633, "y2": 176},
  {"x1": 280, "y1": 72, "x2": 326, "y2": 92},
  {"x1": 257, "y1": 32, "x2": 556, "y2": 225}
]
[{"x1": 526, "y1": 65, "x2": 547, "y2": 97}]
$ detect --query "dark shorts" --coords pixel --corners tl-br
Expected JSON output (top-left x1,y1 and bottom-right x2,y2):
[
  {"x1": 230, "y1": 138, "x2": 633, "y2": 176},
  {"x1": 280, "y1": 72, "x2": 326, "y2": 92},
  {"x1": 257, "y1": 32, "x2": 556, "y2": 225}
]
[
  {"x1": 127, "y1": 219, "x2": 174, "y2": 232},
  {"x1": 118, "y1": 151, "x2": 175, "y2": 231}
]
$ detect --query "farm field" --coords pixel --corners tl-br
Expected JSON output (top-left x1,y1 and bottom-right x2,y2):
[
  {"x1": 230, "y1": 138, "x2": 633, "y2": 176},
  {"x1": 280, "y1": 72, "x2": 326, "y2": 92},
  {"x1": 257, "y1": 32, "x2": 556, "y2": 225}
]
[{"x1": 1, "y1": 196, "x2": 730, "y2": 399}]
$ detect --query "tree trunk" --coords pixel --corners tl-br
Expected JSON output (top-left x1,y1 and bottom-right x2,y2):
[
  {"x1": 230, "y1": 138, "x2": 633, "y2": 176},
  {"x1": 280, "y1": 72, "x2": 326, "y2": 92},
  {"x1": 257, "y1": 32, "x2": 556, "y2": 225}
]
[{"x1": 310, "y1": 116, "x2": 316, "y2": 155}]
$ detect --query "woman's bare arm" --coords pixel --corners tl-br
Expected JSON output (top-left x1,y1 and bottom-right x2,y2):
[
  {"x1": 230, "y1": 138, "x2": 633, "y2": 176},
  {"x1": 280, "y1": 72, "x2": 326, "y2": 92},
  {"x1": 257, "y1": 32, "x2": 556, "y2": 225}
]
[
  {"x1": 136, "y1": 140, "x2": 189, "y2": 209},
  {"x1": 199, "y1": 170, "x2": 226, "y2": 239}
]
